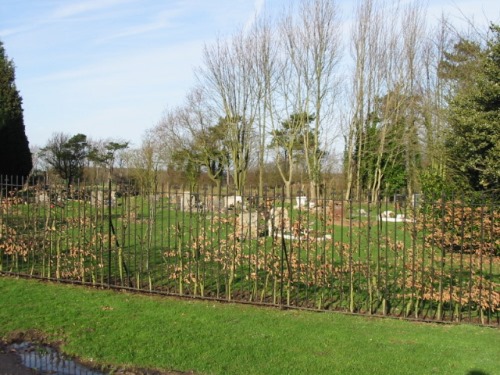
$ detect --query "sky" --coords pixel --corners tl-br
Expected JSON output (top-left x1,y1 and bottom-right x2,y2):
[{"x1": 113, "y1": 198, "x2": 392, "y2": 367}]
[{"x1": 1, "y1": 0, "x2": 499, "y2": 149}]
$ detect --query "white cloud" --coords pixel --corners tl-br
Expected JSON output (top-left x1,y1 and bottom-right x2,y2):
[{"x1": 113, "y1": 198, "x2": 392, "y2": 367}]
[
  {"x1": 96, "y1": 7, "x2": 185, "y2": 43},
  {"x1": 50, "y1": 0, "x2": 137, "y2": 20}
]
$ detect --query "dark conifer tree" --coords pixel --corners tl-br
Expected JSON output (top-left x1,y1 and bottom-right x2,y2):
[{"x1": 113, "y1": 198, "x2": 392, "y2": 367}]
[{"x1": 0, "y1": 40, "x2": 32, "y2": 180}]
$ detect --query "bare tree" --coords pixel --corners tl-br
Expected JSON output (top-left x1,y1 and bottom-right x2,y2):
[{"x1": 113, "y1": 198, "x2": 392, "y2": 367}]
[
  {"x1": 124, "y1": 132, "x2": 164, "y2": 194},
  {"x1": 198, "y1": 30, "x2": 260, "y2": 194},
  {"x1": 279, "y1": 0, "x2": 342, "y2": 199},
  {"x1": 419, "y1": 16, "x2": 454, "y2": 193},
  {"x1": 269, "y1": 112, "x2": 316, "y2": 198},
  {"x1": 248, "y1": 15, "x2": 279, "y2": 196},
  {"x1": 398, "y1": 0, "x2": 428, "y2": 197},
  {"x1": 154, "y1": 87, "x2": 230, "y2": 191},
  {"x1": 344, "y1": 0, "x2": 386, "y2": 199},
  {"x1": 345, "y1": 0, "x2": 430, "y2": 200}
]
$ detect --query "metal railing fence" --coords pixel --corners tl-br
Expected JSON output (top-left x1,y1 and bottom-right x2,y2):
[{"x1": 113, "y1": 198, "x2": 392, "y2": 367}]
[{"x1": 1, "y1": 176, "x2": 498, "y2": 326}]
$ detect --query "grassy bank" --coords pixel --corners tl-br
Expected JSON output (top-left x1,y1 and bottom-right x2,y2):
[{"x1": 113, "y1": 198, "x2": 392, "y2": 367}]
[{"x1": 0, "y1": 276, "x2": 498, "y2": 375}]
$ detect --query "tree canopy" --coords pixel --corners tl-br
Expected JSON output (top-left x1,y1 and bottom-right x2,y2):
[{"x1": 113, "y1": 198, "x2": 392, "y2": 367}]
[
  {"x1": 444, "y1": 25, "x2": 500, "y2": 192},
  {"x1": 40, "y1": 133, "x2": 89, "y2": 187},
  {"x1": 0, "y1": 40, "x2": 32, "y2": 180}
]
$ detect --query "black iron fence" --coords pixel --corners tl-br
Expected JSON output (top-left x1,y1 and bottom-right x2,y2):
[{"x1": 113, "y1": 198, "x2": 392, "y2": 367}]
[{"x1": 1, "y1": 176, "x2": 498, "y2": 326}]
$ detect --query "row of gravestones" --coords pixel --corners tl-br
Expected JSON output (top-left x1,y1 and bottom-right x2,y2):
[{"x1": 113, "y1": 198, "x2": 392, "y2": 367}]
[
  {"x1": 170, "y1": 192, "x2": 355, "y2": 241},
  {"x1": 172, "y1": 192, "x2": 320, "y2": 212},
  {"x1": 171, "y1": 192, "x2": 245, "y2": 212},
  {"x1": 170, "y1": 192, "x2": 290, "y2": 240},
  {"x1": 33, "y1": 190, "x2": 117, "y2": 206}
]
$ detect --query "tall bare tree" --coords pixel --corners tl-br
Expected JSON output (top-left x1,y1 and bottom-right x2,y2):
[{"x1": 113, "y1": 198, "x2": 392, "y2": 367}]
[
  {"x1": 420, "y1": 16, "x2": 453, "y2": 191},
  {"x1": 198, "y1": 31, "x2": 260, "y2": 194},
  {"x1": 248, "y1": 15, "x2": 279, "y2": 195},
  {"x1": 344, "y1": 0, "x2": 387, "y2": 199},
  {"x1": 345, "y1": 0, "x2": 430, "y2": 200},
  {"x1": 398, "y1": 0, "x2": 428, "y2": 197},
  {"x1": 279, "y1": 0, "x2": 342, "y2": 198}
]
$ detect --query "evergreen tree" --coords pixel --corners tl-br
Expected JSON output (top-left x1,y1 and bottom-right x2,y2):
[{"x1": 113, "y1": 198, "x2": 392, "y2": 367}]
[
  {"x1": 269, "y1": 112, "x2": 316, "y2": 197},
  {"x1": 0, "y1": 40, "x2": 32, "y2": 180},
  {"x1": 444, "y1": 25, "x2": 500, "y2": 192},
  {"x1": 40, "y1": 133, "x2": 89, "y2": 188}
]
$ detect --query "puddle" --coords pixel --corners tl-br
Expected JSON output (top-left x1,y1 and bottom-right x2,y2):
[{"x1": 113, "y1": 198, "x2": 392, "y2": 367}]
[{"x1": 8, "y1": 342, "x2": 104, "y2": 375}]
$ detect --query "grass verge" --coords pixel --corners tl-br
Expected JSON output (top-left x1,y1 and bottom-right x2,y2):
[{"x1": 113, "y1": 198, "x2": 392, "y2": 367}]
[{"x1": 0, "y1": 275, "x2": 498, "y2": 375}]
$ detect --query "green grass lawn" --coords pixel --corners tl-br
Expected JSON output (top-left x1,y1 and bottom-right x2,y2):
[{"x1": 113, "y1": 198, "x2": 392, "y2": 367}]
[{"x1": 0, "y1": 276, "x2": 498, "y2": 375}]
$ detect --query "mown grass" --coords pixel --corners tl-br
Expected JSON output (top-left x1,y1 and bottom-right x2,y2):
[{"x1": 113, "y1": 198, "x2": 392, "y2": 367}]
[{"x1": 0, "y1": 275, "x2": 498, "y2": 375}]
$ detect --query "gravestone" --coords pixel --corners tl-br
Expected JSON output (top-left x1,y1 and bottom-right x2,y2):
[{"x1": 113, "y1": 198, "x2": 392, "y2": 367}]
[
  {"x1": 35, "y1": 191, "x2": 50, "y2": 205},
  {"x1": 236, "y1": 211, "x2": 261, "y2": 240},
  {"x1": 225, "y1": 195, "x2": 243, "y2": 209},
  {"x1": 268, "y1": 207, "x2": 290, "y2": 236},
  {"x1": 295, "y1": 196, "x2": 308, "y2": 209}
]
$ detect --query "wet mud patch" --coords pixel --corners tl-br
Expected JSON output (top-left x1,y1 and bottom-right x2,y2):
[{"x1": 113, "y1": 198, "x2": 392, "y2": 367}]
[
  {"x1": 7, "y1": 341, "x2": 104, "y2": 374},
  {"x1": 1, "y1": 330, "x2": 197, "y2": 375},
  {"x1": 1, "y1": 330, "x2": 103, "y2": 375}
]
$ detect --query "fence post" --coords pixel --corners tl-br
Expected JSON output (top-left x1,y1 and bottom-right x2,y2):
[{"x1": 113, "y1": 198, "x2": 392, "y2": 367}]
[
  {"x1": 108, "y1": 178, "x2": 112, "y2": 286},
  {"x1": 280, "y1": 187, "x2": 283, "y2": 307}
]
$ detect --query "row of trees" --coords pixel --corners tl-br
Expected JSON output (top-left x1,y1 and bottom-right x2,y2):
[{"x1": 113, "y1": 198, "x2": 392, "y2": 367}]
[
  {"x1": 350, "y1": 2, "x2": 499, "y2": 198},
  {"x1": 1, "y1": 0, "x2": 498, "y2": 198},
  {"x1": 152, "y1": 0, "x2": 341, "y2": 198},
  {"x1": 35, "y1": 133, "x2": 129, "y2": 188},
  {"x1": 146, "y1": 0, "x2": 499, "y2": 198}
]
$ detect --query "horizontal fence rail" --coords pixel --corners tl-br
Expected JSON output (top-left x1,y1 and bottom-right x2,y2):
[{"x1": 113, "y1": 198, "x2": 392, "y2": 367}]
[{"x1": 1, "y1": 176, "x2": 498, "y2": 326}]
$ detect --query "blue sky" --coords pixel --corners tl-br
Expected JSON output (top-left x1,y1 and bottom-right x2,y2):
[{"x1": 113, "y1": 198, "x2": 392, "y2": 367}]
[{"x1": 1, "y1": 0, "x2": 499, "y2": 149}]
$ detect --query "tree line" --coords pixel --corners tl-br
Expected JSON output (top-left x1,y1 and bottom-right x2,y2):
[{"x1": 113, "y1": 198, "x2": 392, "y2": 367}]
[{"x1": 1, "y1": 0, "x2": 499, "y2": 198}]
